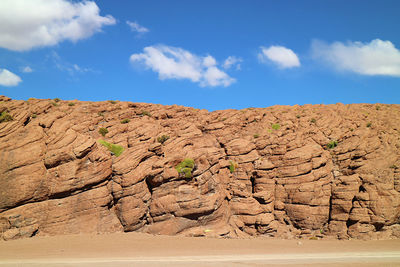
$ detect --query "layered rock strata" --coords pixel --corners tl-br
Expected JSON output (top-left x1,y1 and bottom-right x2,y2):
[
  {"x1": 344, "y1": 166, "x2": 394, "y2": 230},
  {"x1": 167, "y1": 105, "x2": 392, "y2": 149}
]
[{"x1": 1, "y1": 95, "x2": 399, "y2": 240}]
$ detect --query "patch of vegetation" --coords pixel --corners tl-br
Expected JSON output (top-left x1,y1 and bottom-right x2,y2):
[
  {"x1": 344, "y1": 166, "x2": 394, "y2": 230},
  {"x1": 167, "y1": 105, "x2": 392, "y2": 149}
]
[
  {"x1": 349, "y1": 128, "x2": 354, "y2": 132},
  {"x1": 175, "y1": 158, "x2": 195, "y2": 178},
  {"x1": 157, "y1": 135, "x2": 170, "y2": 144},
  {"x1": 108, "y1": 100, "x2": 117, "y2": 104},
  {"x1": 98, "y1": 112, "x2": 105, "y2": 117},
  {"x1": 0, "y1": 111, "x2": 13, "y2": 123},
  {"x1": 54, "y1": 98, "x2": 61, "y2": 103},
  {"x1": 327, "y1": 140, "x2": 338, "y2": 149},
  {"x1": 366, "y1": 122, "x2": 372, "y2": 128},
  {"x1": 390, "y1": 164, "x2": 398, "y2": 169},
  {"x1": 98, "y1": 139, "x2": 124, "y2": 157},
  {"x1": 271, "y1": 123, "x2": 281, "y2": 130},
  {"x1": 253, "y1": 134, "x2": 260, "y2": 138},
  {"x1": 68, "y1": 103, "x2": 75, "y2": 106},
  {"x1": 98, "y1": 127, "x2": 109, "y2": 136},
  {"x1": 51, "y1": 102, "x2": 58, "y2": 106},
  {"x1": 376, "y1": 106, "x2": 381, "y2": 110},
  {"x1": 221, "y1": 117, "x2": 227, "y2": 121},
  {"x1": 121, "y1": 118, "x2": 130, "y2": 124},
  {"x1": 31, "y1": 113, "x2": 37, "y2": 118},
  {"x1": 229, "y1": 161, "x2": 238, "y2": 173},
  {"x1": 296, "y1": 114, "x2": 301, "y2": 119},
  {"x1": 140, "y1": 110, "x2": 151, "y2": 117},
  {"x1": 310, "y1": 118, "x2": 316, "y2": 123}
]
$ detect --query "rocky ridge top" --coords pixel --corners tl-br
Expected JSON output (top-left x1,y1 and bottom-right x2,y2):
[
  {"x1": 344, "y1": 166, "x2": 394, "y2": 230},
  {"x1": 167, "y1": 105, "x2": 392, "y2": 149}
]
[{"x1": 1, "y1": 95, "x2": 399, "y2": 240}]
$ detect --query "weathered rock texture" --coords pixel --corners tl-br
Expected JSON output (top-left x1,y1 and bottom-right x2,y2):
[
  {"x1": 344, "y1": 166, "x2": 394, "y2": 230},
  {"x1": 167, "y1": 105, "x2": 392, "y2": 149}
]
[{"x1": 1, "y1": 95, "x2": 400, "y2": 240}]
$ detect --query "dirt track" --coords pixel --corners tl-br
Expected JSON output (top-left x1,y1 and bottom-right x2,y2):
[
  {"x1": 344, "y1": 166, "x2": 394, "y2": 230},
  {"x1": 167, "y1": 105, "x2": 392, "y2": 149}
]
[{"x1": 1, "y1": 232, "x2": 400, "y2": 266}]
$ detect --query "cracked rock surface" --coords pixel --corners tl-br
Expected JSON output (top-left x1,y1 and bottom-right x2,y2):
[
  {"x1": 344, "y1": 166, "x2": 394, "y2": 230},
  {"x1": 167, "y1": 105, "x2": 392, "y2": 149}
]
[{"x1": 1, "y1": 96, "x2": 400, "y2": 240}]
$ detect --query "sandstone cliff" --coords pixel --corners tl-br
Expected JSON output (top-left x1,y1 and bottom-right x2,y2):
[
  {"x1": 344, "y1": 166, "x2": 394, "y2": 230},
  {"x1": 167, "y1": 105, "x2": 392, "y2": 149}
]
[{"x1": 1, "y1": 95, "x2": 399, "y2": 240}]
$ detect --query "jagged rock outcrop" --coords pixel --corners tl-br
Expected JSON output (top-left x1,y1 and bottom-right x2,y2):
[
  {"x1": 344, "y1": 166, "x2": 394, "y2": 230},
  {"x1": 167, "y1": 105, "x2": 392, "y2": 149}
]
[{"x1": 1, "y1": 95, "x2": 399, "y2": 240}]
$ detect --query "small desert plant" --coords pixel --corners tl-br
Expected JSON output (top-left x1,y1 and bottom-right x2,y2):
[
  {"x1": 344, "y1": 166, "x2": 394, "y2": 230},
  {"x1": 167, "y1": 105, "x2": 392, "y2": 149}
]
[
  {"x1": 327, "y1": 140, "x2": 338, "y2": 149},
  {"x1": 98, "y1": 127, "x2": 108, "y2": 136},
  {"x1": 376, "y1": 106, "x2": 381, "y2": 110},
  {"x1": 229, "y1": 161, "x2": 238, "y2": 173},
  {"x1": 253, "y1": 134, "x2": 260, "y2": 138},
  {"x1": 97, "y1": 112, "x2": 105, "y2": 117},
  {"x1": 98, "y1": 140, "x2": 124, "y2": 157},
  {"x1": 349, "y1": 128, "x2": 354, "y2": 131},
  {"x1": 31, "y1": 113, "x2": 37, "y2": 118},
  {"x1": 54, "y1": 98, "x2": 61, "y2": 103},
  {"x1": 157, "y1": 135, "x2": 170, "y2": 144},
  {"x1": 140, "y1": 110, "x2": 151, "y2": 117},
  {"x1": 390, "y1": 164, "x2": 398, "y2": 169},
  {"x1": 121, "y1": 118, "x2": 130, "y2": 124},
  {"x1": 271, "y1": 123, "x2": 281, "y2": 130},
  {"x1": 68, "y1": 103, "x2": 75, "y2": 106},
  {"x1": 108, "y1": 100, "x2": 117, "y2": 104},
  {"x1": 310, "y1": 118, "x2": 316, "y2": 123},
  {"x1": 175, "y1": 158, "x2": 195, "y2": 178},
  {"x1": 296, "y1": 114, "x2": 301, "y2": 119},
  {"x1": 366, "y1": 122, "x2": 372, "y2": 128},
  {"x1": 0, "y1": 111, "x2": 13, "y2": 123},
  {"x1": 51, "y1": 102, "x2": 58, "y2": 106}
]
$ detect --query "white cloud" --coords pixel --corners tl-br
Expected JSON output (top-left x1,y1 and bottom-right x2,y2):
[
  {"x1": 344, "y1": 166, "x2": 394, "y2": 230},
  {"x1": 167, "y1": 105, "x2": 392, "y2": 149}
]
[
  {"x1": 223, "y1": 56, "x2": 242, "y2": 70},
  {"x1": 49, "y1": 51, "x2": 95, "y2": 75},
  {"x1": 130, "y1": 45, "x2": 235, "y2": 87},
  {"x1": 311, "y1": 39, "x2": 400, "y2": 77},
  {"x1": 126, "y1": 21, "x2": 149, "y2": 33},
  {"x1": 0, "y1": 68, "x2": 22, "y2": 86},
  {"x1": 0, "y1": 0, "x2": 116, "y2": 51},
  {"x1": 258, "y1": 45, "x2": 300, "y2": 69},
  {"x1": 21, "y1": 66, "x2": 33, "y2": 73}
]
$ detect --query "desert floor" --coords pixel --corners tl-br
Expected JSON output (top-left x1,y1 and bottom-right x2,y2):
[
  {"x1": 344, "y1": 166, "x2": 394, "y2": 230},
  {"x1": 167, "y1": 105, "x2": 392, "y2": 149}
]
[{"x1": 1, "y1": 232, "x2": 400, "y2": 266}]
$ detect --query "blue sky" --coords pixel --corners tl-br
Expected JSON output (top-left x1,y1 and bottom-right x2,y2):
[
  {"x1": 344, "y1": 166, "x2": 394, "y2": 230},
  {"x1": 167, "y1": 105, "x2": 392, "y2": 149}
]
[{"x1": 0, "y1": 0, "x2": 399, "y2": 111}]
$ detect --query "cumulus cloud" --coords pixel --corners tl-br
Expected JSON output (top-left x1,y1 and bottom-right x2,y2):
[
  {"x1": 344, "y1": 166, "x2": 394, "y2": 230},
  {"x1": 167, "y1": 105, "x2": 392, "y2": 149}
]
[
  {"x1": 126, "y1": 21, "x2": 149, "y2": 33},
  {"x1": 130, "y1": 45, "x2": 236, "y2": 87},
  {"x1": 21, "y1": 66, "x2": 33, "y2": 73},
  {"x1": 0, "y1": 0, "x2": 116, "y2": 51},
  {"x1": 0, "y1": 68, "x2": 22, "y2": 86},
  {"x1": 311, "y1": 39, "x2": 400, "y2": 77},
  {"x1": 223, "y1": 56, "x2": 242, "y2": 70},
  {"x1": 258, "y1": 45, "x2": 300, "y2": 69}
]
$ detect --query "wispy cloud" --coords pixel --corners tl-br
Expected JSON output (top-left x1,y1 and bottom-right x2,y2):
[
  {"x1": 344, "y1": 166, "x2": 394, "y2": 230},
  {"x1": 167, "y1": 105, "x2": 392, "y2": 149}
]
[
  {"x1": 49, "y1": 51, "x2": 96, "y2": 76},
  {"x1": 258, "y1": 45, "x2": 300, "y2": 69},
  {"x1": 0, "y1": 0, "x2": 116, "y2": 51},
  {"x1": 0, "y1": 68, "x2": 22, "y2": 87},
  {"x1": 130, "y1": 45, "x2": 236, "y2": 87},
  {"x1": 311, "y1": 39, "x2": 400, "y2": 77},
  {"x1": 126, "y1": 21, "x2": 149, "y2": 34},
  {"x1": 223, "y1": 56, "x2": 242, "y2": 70},
  {"x1": 21, "y1": 66, "x2": 33, "y2": 73}
]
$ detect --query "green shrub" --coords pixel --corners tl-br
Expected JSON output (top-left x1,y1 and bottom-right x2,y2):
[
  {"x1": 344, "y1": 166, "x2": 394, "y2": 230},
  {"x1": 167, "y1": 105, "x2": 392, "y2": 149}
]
[
  {"x1": 310, "y1": 118, "x2": 316, "y2": 123},
  {"x1": 54, "y1": 98, "x2": 61, "y2": 103},
  {"x1": 98, "y1": 127, "x2": 108, "y2": 136},
  {"x1": 366, "y1": 122, "x2": 372, "y2": 128},
  {"x1": 108, "y1": 100, "x2": 117, "y2": 104},
  {"x1": 229, "y1": 161, "x2": 238, "y2": 173},
  {"x1": 0, "y1": 111, "x2": 13, "y2": 123},
  {"x1": 376, "y1": 106, "x2": 381, "y2": 110},
  {"x1": 175, "y1": 158, "x2": 195, "y2": 178},
  {"x1": 51, "y1": 102, "x2": 58, "y2": 106},
  {"x1": 31, "y1": 113, "x2": 37, "y2": 118},
  {"x1": 121, "y1": 118, "x2": 130, "y2": 124},
  {"x1": 390, "y1": 164, "x2": 398, "y2": 169},
  {"x1": 140, "y1": 110, "x2": 151, "y2": 117},
  {"x1": 253, "y1": 134, "x2": 260, "y2": 138},
  {"x1": 271, "y1": 123, "x2": 281, "y2": 130},
  {"x1": 98, "y1": 140, "x2": 124, "y2": 157},
  {"x1": 68, "y1": 103, "x2": 75, "y2": 106},
  {"x1": 296, "y1": 115, "x2": 301, "y2": 119},
  {"x1": 327, "y1": 140, "x2": 338, "y2": 149},
  {"x1": 98, "y1": 112, "x2": 104, "y2": 117},
  {"x1": 157, "y1": 135, "x2": 170, "y2": 144}
]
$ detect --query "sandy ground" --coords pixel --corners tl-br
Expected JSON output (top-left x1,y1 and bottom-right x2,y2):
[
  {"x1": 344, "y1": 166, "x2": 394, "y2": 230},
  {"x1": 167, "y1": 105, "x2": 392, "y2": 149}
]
[{"x1": 1, "y1": 232, "x2": 400, "y2": 266}]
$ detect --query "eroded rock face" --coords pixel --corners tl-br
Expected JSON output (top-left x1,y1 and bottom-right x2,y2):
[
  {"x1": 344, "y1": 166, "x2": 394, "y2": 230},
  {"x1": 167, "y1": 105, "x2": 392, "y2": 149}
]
[{"x1": 1, "y1": 95, "x2": 400, "y2": 240}]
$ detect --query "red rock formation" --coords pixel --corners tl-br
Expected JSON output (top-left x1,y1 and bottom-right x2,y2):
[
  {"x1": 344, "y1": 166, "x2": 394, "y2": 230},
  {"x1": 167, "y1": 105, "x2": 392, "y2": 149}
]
[{"x1": 1, "y1": 95, "x2": 399, "y2": 240}]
